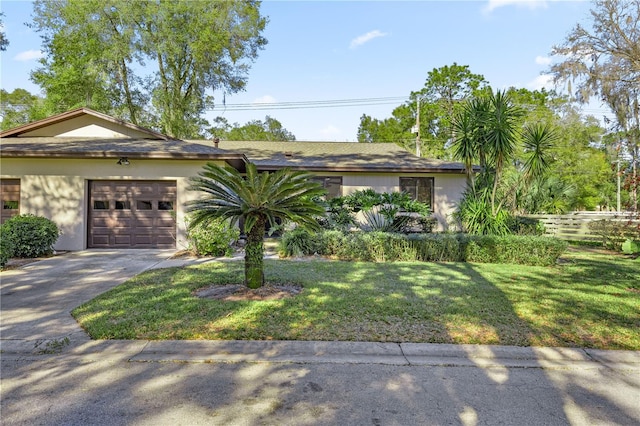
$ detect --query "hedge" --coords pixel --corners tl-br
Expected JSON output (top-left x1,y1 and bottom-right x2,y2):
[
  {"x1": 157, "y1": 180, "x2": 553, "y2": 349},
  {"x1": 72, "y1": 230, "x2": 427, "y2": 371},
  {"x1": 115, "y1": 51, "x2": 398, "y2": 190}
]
[{"x1": 280, "y1": 230, "x2": 567, "y2": 266}]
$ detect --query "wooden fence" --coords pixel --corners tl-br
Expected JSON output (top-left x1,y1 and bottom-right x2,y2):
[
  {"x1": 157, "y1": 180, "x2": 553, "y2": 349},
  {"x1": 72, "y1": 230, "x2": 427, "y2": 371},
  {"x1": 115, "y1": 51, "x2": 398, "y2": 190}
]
[{"x1": 524, "y1": 212, "x2": 640, "y2": 243}]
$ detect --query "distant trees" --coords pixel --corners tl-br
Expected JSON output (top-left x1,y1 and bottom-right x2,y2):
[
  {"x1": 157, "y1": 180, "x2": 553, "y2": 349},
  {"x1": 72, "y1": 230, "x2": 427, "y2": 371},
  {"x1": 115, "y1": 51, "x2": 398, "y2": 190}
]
[
  {"x1": 0, "y1": 12, "x2": 8, "y2": 51},
  {"x1": 210, "y1": 116, "x2": 296, "y2": 141},
  {"x1": 357, "y1": 63, "x2": 488, "y2": 158},
  {"x1": 550, "y1": 0, "x2": 639, "y2": 210},
  {"x1": 0, "y1": 88, "x2": 50, "y2": 131},
  {"x1": 29, "y1": 0, "x2": 268, "y2": 138}
]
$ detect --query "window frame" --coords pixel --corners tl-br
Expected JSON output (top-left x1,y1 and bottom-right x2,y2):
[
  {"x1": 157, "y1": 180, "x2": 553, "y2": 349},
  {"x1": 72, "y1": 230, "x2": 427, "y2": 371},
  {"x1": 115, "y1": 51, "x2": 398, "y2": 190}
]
[{"x1": 399, "y1": 177, "x2": 434, "y2": 208}]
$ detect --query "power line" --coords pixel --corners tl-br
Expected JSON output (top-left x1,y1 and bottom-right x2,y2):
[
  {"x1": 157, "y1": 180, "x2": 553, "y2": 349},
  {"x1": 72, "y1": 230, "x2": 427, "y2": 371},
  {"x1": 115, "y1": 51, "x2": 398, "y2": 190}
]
[{"x1": 205, "y1": 96, "x2": 410, "y2": 111}]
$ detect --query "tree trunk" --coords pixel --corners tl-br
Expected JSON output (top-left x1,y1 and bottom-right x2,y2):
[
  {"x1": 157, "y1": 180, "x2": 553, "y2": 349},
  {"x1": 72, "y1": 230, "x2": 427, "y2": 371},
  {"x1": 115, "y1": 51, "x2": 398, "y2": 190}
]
[{"x1": 244, "y1": 216, "x2": 265, "y2": 289}]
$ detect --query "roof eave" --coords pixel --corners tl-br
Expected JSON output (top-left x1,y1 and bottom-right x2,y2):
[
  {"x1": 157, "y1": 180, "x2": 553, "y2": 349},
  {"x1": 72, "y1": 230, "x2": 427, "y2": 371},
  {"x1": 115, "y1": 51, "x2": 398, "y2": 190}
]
[
  {"x1": 252, "y1": 165, "x2": 468, "y2": 174},
  {"x1": 0, "y1": 150, "x2": 248, "y2": 170},
  {"x1": 0, "y1": 107, "x2": 171, "y2": 140}
]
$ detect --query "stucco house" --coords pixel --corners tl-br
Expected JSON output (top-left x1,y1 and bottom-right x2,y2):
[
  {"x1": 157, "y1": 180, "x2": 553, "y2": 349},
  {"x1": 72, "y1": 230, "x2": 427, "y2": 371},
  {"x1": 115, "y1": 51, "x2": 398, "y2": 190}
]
[{"x1": 0, "y1": 108, "x2": 469, "y2": 251}]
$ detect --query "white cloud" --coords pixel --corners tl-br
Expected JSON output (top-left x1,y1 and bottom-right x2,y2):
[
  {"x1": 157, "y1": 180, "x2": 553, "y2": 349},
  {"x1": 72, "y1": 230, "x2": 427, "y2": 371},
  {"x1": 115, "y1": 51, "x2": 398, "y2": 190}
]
[
  {"x1": 483, "y1": 0, "x2": 549, "y2": 14},
  {"x1": 320, "y1": 124, "x2": 341, "y2": 137},
  {"x1": 535, "y1": 55, "x2": 552, "y2": 65},
  {"x1": 349, "y1": 30, "x2": 389, "y2": 49},
  {"x1": 14, "y1": 50, "x2": 44, "y2": 62},
  {"x1": 252, "y1": 95, "x2": 277, "y2": 104},
  {"x1": 527, "y1": 74, "x2": 554, "y2": 91}
]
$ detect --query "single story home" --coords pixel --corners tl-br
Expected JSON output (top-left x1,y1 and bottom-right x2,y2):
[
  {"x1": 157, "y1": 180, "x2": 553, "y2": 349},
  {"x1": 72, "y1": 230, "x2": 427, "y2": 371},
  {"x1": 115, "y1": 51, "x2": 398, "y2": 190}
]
[{"x1": 1, "y1": 108, "x2": 469, "y2": 251}]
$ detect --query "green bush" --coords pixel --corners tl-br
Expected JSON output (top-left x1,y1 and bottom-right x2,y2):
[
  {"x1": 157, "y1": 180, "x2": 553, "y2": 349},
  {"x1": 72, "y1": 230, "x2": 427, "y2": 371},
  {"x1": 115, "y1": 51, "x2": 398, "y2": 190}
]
[
  {"x1": 463, "y1": 235, "x2": 568, "y2": 266},
  {"x1": 279, "y1": 229, "x2": 566, "y2": 266},
  {"x1": 0, "y1": 224, "x2": 16, "y2": 268},
  {"x1": 186, "y1": 217, "x2": 239, "y2": 256},
  {"x1": 2, "y1": 214, "x2": 60, "y2": 258},
  {"x1": 279, "y1": 227, "x2": 325, "y2": 257},
  {"x1": 588, "y1": 217, "x2": 640, "y2": 251},
  {"x1": 508, "y1": 216, "x2": 545, "y2": 236}
]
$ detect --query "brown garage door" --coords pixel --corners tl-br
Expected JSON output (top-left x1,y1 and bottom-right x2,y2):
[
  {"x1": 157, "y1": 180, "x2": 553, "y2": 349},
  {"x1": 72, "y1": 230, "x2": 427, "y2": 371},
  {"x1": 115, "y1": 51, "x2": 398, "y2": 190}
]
[
  {"x1": 1, "y1": 179, "x2": 20, "y2": 224},
  {"x1": 88, "y1": 180, "x2": 176, "y2": 248}
]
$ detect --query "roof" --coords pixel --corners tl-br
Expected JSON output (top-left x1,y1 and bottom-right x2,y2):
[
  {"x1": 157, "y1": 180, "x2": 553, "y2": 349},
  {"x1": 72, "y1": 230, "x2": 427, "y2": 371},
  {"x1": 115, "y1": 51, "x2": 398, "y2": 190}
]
[
  {"x1": 0, "y1": 137, "x2": 247, "y2": 170},
  {"x1": 188, "y1": 140, "x2": 469, "y2": 174},
  {"x1": 0, "y1": 108, "x2": 469, "y2": 174},
  {"x1": 0, "y1": 107, "x2": 170, "y2": 140}
]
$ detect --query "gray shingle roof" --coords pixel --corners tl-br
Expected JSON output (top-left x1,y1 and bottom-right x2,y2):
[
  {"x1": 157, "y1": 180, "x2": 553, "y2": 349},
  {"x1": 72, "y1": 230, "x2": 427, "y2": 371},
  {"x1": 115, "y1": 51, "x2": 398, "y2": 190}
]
[
  {"x1": 1, "y1": 136, "x2": 469, "y2": 174},
  {"x1": 188, "y1": 140, "x2": 468, "y2": 173},
  {"x1": 0, "y1": 137, "x2": 248, "y2": 169}
]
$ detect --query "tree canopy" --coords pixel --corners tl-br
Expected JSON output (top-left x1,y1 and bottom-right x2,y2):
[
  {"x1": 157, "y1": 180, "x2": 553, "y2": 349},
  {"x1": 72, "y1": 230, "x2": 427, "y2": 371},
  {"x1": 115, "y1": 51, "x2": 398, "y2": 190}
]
[
  {"x1": 0, "y1": 12, "x2": 9, "y2": 51},
  {"x1": 29, "y1": 0, "x2": 268, "y2": 138},
  {"x1": 550, "y1": 0, "x2": 639, "y2": 210},
  {"x1": 210, "y1": 116, "x2": 296, "y2": 141}
]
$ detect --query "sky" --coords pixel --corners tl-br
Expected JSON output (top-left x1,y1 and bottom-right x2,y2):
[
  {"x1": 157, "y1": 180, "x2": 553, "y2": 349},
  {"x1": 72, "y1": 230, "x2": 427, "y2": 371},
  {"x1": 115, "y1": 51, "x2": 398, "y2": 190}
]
[{"x1": 0, "y1": 0, "x2": 610, "y2": 141}]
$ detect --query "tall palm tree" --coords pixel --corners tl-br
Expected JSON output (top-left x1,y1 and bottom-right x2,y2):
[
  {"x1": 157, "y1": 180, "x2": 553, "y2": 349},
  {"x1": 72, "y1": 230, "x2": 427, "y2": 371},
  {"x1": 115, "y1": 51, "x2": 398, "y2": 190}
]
[
  {"x1": 485, "y1": 90, "x2": 521, "y2": 214},
  {"x1": 186, "y1": 163, "x2": 327, "y2": 289}
]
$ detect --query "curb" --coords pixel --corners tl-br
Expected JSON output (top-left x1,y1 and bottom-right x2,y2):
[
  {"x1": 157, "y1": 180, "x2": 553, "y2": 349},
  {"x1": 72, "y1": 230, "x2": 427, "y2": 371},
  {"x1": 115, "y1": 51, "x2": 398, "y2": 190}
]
[{"x1": 2, "y1": 339, "x2": 639, "y2": 369}]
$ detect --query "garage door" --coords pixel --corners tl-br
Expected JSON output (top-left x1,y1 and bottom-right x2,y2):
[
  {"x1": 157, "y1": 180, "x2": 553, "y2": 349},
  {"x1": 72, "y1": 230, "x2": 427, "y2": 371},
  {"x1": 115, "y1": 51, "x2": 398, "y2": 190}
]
[
  {"x1": 88, "y1": 180, "x2": 176, "y2": 248},
  {"x1": 1, "y1": 179, "x2": 20, "y2": 224}
]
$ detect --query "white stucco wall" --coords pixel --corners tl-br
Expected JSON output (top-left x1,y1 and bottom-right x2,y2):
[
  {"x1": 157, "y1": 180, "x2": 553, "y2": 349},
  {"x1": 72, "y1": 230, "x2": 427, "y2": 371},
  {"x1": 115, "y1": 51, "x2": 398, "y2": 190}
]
[
  {"x1": 0, "y1": 158, "x2": 223, "y2": 251},
  {"x1": 19, "y1": 115, "x2": 153, "y2": 139},
  {"x1": 342, "y1": 173, "x2": 467, "y2": 231},
  {"x1": 1, "y1": 158, "x2": 468, "y2": 250}
]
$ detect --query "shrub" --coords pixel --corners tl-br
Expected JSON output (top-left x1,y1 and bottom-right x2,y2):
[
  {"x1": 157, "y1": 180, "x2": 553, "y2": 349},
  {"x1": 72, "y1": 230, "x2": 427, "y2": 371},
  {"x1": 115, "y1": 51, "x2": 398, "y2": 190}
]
[
  {"x1": 2, "y1": 214, "x2": 60, "y2": 258},
  {"x1": 508, "y1": 216, "x2": 545, "y2": 236},
  {"x1": 0, "y1": 224, "x2": 16, "y2": 268},
  {"x1": 463, "y1": 235, "x2": 567, "y2": 266},
  {"x1": 279, "y1": 227, "x2": 325, "y2": 257},
  {"x1": 455, "y1": 195, "x2": 512, "y2": 236},
  {"x1": 279, "y1": 230, "x2": 567, "y2": 266},
  {"x1": 186, "y1": 217, "x2": 239, "y2": 256},
  {"x1": 322, "y1": 190, "x2": 432, "y2": 233},
  {"x1": 588, "y1": 217, "x2": 640, "y2": 251}
]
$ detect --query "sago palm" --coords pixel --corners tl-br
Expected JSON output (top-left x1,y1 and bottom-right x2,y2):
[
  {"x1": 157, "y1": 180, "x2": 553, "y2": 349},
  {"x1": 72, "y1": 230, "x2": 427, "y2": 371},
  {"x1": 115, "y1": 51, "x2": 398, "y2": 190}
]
[{"x1": 186, "y1": 163, "x2": 327, "y2": 289}]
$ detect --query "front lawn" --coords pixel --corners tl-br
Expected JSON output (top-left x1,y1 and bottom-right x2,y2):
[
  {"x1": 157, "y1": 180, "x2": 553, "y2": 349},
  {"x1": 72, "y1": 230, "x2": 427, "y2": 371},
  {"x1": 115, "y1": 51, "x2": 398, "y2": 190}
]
[{"x1": 72, "y1": 248, "x2": 640, "y2": 350}]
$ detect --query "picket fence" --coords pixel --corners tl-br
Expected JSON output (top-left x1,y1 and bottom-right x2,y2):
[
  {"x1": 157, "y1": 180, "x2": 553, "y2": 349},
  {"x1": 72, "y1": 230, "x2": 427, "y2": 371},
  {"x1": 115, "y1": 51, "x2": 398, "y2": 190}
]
[{"x1": 524, "y1": 211, "x2": 640, "y2": 242}]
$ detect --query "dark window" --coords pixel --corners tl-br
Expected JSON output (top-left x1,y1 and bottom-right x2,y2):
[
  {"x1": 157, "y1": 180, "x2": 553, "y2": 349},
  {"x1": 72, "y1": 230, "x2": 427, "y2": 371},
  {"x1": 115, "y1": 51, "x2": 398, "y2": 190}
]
[
  {"x1": 3, "y1": 201, "x2": 19, "y2": 210},
  {"x1": 311, "y1": 176, "x2": 342, "y2": 199},
  {"x1": 158, "y1": 201, "x2": 174, "y2": 211},
  {"x1": 115, "y1": 200, "x2": 131, "y2": 210},
  {"x1": 136, "y1": 200, "x2": 153, "y2": 210},
  {"x1": 400, "y1": 177, "x2": 434, "y2": 207},
  {"x1": 93, "y1": 200, "x2": 109, "y2": 210}
]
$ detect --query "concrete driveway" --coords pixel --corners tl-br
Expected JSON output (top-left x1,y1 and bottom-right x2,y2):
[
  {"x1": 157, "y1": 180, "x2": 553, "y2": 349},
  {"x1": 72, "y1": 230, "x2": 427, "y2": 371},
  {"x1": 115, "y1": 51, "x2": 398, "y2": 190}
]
[{"x1": 0, "y1": 249, "x2": 176, "y2": 351}]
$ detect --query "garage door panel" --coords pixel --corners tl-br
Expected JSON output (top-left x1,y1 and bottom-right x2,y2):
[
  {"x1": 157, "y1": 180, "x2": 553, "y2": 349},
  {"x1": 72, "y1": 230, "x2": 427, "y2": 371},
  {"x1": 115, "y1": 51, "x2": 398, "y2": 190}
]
[
  {"x1": 89, "y1": 180, "x2": 176, "y2": 248},
  {"x1": 1, "y1": 179, "x2": 21, "y2": 224}
]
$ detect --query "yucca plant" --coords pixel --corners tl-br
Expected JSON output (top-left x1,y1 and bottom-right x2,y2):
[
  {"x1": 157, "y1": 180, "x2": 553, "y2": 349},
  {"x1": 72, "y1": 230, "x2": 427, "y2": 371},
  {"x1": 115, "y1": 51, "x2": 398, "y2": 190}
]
[{"x1": 186, "y1": 163, "x2": 326, "y2": 288}]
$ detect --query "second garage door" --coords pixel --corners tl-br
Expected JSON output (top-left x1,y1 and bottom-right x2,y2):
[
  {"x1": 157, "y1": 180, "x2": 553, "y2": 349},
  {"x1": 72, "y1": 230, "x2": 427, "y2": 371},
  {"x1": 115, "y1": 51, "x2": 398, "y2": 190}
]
[{"x1": 88, "y1": 180, "x2": 177, "y2": 248}]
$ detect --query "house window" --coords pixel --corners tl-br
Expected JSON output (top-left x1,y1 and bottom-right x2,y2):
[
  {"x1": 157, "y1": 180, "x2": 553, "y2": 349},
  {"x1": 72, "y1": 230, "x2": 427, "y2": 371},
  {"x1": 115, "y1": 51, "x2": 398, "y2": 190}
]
[
  {"x1": 93, "y1": 200, "x2": 109, "y2": 210},
  {"x1": 136, "y1": 200, "x2": 153, "y2": 210},
  {"x1": 3, "y1": 200, "x2": 19, "y2": 210},
  {"x1": 311, "y1": 176, "x2": 342, "y2": 199},
  {"x1": 115, "y1": 200, "x2": 131, "y2": 210},
  {"x1": 400, "y1": 177, "x2": 434, "y2": 208},
  {"x1": 158, "y1": 201, "x2": 174, "y2": 211}
]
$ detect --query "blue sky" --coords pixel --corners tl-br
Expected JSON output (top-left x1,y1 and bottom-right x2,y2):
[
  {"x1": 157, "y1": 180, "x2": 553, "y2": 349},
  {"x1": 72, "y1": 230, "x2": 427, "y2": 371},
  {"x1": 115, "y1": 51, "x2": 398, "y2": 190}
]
[{"x1": 1, "y1": 0, "x2": 607, "y2": 141}]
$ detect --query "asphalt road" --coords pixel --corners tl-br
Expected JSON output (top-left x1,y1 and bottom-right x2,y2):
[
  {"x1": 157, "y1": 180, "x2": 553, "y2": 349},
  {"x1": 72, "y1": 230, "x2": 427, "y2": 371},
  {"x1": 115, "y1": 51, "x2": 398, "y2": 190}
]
[{"x1": 2, "y1": 343, "x2": 639, "y2": 426}]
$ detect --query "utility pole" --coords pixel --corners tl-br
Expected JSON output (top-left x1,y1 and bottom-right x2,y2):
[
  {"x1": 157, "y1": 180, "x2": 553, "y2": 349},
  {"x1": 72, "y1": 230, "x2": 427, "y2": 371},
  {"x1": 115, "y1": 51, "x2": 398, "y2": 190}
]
[
  {"x1": 415, "y1": 97, "x2": 421, "y2": 157},
  {"x1": 617, "y1": 157, "x2": 621, "y2": 212}
]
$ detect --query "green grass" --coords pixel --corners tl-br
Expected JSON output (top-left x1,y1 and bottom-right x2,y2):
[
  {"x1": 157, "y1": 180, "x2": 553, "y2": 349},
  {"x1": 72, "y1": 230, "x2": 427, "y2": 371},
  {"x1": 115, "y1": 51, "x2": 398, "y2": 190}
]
[{"x1": 72, "y1": 247, "x2": 640, "y2": 350}]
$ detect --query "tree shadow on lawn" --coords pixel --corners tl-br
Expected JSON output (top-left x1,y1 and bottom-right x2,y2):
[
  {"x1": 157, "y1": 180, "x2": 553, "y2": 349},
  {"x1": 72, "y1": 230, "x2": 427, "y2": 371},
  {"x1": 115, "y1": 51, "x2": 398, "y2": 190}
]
[
  {"x1": 73, "y1": 251, "x2": 639, "y2": 349},
  {"x1": 75, "y1": 260, "x2": 536, "y2": 346},
  {"x1": 470, "y1": 252, "x2": 640, "y2": 349}
]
